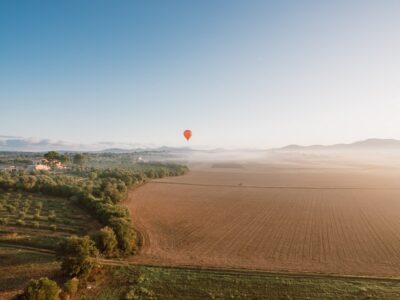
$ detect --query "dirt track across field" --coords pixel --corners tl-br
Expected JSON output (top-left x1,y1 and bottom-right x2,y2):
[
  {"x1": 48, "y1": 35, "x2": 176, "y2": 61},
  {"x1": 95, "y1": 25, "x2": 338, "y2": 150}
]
[{"x1": 125, "y1": 165, "x2": 400, "y2": 277}]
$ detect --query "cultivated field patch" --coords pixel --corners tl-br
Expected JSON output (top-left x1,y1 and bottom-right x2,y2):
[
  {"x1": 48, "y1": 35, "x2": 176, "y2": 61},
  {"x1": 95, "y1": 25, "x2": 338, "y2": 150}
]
[{"x1": 126, "y1": 166, "x2": 400, "y2": 277}]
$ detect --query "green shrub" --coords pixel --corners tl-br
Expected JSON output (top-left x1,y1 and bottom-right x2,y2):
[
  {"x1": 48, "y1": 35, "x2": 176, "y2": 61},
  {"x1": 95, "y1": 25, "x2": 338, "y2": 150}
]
[
  {"x1": 34, "y1": 213, "x2": 41, "y2": 221},
  {"x1": 56, "y1": 236, "x2": 98, "y2": 279},
  {"x1": 21, "y1": 277, "x2": 60, "y2": 300},
  {"x1": 64, "y1": 277, "x2": 79, "y2": 296},
  {"x1": 18, "y1": 212, "x2": 26, "y2": 219},
  {"x1": 6, "y1": 204, "x2": 16, "y2": 213},
  {"x1": 50, "y1": 224, "x2": 57, "y2": 231},
  {"x1": 35, "y1": 201, "x2": 43, "y2": 209},
  {"x1": 109, "y1": 217, "x2": 137, "y2": 254},
  {"x1": 48, "y1": 210, "x2": 56, "y2": 222},
  {"x1": 93, "y1": 226, "x2": 118, "y2": 257},
  {"x1": 125, "y1": 286, "x2": 155, "y2": 300},
  {"x1": 0, "y1": 217, "x2": 8, "y2": 225},
  {"x1": 32, "y1": 221, "x2": 40, "y2": 229},
  {"x1": 22, "y1": 205, "x2": 30, "y2": 213},
  {"x1": 16, "y1": 219, "x2": 25, "y2": 226}
]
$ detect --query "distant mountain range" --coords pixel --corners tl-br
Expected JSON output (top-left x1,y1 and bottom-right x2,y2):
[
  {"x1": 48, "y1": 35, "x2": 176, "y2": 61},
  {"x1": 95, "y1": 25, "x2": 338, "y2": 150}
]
[
  {"x1": 2, "y1": 135, "x2": 400, "y2": 153},
  {"x1": 97, "y1": 146, "x2": 193, "y2": 153},
  {"x1": 276, "y1": 139, "x2": 400, "y2": 151},
  {"x1": 99, "y1": 139, "x2": 400, "y2": 153}
]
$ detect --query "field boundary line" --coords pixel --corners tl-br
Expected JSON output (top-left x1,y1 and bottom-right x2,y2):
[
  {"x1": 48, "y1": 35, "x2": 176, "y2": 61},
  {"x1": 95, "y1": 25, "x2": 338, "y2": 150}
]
[
  {"x1": 0, "y1": 242, "x2": 55, "y2": 255},
  {"x1": 151, "y1": 181, "x2": 400, "y2": 190}
]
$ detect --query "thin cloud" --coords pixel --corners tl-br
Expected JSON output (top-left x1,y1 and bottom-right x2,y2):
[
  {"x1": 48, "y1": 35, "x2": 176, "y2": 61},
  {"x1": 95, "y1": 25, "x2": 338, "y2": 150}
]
[{"x1": 0, "y1": 136, "x2": 152, "y2": 152}]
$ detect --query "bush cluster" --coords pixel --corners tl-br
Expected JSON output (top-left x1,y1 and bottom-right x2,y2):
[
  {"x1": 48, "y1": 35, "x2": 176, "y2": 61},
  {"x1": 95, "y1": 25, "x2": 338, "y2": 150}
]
[{"x1": 16, "y1": 276, "x2": 80, "y2": 300}]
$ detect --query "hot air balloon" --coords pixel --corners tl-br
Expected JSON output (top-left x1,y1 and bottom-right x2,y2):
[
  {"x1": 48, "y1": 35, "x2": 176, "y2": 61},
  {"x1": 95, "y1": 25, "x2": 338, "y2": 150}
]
[{"x1": 183, "y1": 129, "x2": 192, "y2": 141}]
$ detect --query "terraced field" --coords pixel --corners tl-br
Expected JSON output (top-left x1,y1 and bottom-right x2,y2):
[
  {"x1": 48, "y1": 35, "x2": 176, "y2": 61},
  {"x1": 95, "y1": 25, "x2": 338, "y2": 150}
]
[{"x1": 126, "y1": 165, "x2": 400, "y2": 277}]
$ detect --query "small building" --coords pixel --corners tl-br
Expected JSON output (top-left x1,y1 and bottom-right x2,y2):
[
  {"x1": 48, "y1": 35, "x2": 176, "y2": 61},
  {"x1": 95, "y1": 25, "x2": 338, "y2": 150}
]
[
  {"x1": 26, "y1": 158, "x2": 67, "y2": 171},
  {"x1": 0, "y1": 165, "x2": 18, "y2": 172},
  {"x1": 27, "y1": 160, "x2": 51, "y2": 171}
]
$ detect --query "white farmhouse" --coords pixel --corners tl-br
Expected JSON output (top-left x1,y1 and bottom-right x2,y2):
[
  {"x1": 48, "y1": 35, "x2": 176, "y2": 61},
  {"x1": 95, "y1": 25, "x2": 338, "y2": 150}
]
[{"x1": 27, "y1": 159, "x2": 51, "y2": 171}]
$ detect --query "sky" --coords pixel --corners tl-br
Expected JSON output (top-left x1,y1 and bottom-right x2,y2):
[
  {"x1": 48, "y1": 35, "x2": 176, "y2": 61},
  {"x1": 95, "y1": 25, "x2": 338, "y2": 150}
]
[{"x1": 1, "y1": 0, "x2": 400, "y2": 150}]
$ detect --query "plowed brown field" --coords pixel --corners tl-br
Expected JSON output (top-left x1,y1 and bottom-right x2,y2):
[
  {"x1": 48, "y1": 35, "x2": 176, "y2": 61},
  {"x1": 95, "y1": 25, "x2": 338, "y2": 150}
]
[{"x1": 125, "y1": 165, "x2": 400, "y2": 277}]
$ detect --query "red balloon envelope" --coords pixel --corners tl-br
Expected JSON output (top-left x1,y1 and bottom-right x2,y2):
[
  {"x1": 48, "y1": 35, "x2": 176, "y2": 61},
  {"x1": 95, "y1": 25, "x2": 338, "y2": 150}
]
[{"x1": 183, "y1": 130, "x2": 192, "y2": 141}]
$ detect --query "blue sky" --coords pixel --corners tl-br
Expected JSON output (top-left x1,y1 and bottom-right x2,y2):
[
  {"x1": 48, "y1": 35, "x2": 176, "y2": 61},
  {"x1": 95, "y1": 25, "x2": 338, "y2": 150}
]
[{"x1": 1, "y1": 1, "x2": 400, "y2": 149}]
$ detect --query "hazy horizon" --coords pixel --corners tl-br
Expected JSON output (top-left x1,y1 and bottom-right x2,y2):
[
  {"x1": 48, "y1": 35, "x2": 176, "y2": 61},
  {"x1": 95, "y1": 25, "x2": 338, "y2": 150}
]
[
  {"x1": 2, "y1": 134, "x2": 400, "y2": 152},
  {"x1": 2, "y1": 1, "x2": 400, "y2": 148}
]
